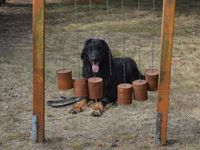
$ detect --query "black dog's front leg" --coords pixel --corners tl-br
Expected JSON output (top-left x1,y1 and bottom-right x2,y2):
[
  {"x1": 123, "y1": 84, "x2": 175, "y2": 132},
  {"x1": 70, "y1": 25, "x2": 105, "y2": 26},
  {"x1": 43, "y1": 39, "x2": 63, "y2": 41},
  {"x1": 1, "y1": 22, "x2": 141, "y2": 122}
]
[
  {"x1": 101, "y1": 98, "x2": 113, "y2": 106},
  {"x1": 101, "y1": 85, "x2": 116, "y2": 106},
  {"x1": 91, "y1": 86, "x2": 116, "y2": 117}
]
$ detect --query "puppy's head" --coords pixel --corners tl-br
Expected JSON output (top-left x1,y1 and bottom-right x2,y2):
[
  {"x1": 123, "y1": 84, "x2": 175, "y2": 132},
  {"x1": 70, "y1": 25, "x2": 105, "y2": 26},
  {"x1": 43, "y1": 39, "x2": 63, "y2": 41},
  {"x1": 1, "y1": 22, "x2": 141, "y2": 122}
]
[{"x1": 81, "y1": 38, "x2": 111, "y2": 73}]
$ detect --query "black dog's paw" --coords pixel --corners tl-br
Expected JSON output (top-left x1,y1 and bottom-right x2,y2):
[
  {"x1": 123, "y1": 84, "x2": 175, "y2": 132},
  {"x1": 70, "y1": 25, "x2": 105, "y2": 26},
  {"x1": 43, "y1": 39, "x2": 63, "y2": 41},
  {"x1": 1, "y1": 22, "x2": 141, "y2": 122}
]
[
  {"x1": 69, "y1": 99, "x2": 87, "y2": 114},
  {"x1": 91, "y1": 110, "x2": 102, "y2": 117},
  {"x1": 90, "y1": 102, "x2": 105, "y2": 117},
  {"x1": 69, "y1": 108, "x2": 82, "y2": 114}
]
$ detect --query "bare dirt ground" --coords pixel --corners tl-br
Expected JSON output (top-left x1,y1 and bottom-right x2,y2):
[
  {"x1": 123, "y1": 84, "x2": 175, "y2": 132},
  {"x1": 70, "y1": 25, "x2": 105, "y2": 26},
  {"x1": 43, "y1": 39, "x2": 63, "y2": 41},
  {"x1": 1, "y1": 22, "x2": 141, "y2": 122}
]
[{"x1": 0, "y1": 0, "x2": 200, "y2": 150}]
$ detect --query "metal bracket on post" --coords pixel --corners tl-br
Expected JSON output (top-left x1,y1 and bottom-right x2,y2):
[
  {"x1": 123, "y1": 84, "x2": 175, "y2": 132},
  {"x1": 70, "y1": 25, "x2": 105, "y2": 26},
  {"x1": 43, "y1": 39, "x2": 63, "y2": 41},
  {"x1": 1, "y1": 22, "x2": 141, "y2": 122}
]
[
  {"x1": 32, "y1": 115, "x2": 37, "y2": 143},
  {"x1": 155, "y1": 112, "x2": 162, "y2": 145}
]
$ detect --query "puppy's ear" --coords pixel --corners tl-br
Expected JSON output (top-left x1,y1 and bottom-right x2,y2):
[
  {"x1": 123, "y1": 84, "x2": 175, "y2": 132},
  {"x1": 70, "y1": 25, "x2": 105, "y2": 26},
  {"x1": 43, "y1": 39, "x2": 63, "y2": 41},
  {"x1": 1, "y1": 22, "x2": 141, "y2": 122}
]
[{"x1": 81, "y1": 39, "x2": 92, "y2": 59}]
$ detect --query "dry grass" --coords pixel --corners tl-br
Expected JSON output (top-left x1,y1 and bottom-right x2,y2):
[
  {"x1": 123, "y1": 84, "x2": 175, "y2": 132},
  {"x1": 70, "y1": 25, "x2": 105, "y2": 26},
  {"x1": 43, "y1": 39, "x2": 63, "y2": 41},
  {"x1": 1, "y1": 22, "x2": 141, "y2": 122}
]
[{"x1": 0, "y1": 0, "x2": 200, "y2": 150}]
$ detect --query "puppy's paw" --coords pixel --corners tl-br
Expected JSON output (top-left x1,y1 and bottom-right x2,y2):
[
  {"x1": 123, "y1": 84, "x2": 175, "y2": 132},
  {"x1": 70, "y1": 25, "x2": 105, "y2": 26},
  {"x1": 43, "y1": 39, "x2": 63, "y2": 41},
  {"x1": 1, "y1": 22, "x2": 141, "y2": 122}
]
[
  {"x1": 69, "y1": 99, "x2": 87, "y2": 114},
  {"x1": 91, "y1": 102, "x2": 105, "y2": 117}
]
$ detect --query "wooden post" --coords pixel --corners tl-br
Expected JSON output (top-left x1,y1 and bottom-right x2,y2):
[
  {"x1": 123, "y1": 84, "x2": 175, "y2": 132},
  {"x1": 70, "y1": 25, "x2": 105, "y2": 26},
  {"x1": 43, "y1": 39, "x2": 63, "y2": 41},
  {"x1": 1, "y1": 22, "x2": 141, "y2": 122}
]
[
  {"x1": 156, "y1": 0, "x2": 176, "y2": 145},
  {"x1": 32, "y1": 0, "x2": 45, "y2": 143}
]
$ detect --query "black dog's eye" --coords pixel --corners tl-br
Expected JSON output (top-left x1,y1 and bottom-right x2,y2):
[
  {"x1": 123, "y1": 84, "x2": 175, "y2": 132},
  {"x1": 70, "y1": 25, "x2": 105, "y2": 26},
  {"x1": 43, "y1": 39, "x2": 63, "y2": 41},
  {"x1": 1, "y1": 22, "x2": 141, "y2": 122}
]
[
  {"x1": 87, "y1": 48, "x2": 93, "y2": 54},
  {"x1": 97, "y1": 46, "x2": 101, "y2": 50}
]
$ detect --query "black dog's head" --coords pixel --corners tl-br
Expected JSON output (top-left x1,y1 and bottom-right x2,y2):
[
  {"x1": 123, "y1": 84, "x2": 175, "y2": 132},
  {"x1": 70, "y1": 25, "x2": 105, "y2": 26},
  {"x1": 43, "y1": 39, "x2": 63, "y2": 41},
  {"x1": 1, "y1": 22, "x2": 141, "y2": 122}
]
[{"x1": 81, "y1": 38, "x2": 112, "y2": 73}]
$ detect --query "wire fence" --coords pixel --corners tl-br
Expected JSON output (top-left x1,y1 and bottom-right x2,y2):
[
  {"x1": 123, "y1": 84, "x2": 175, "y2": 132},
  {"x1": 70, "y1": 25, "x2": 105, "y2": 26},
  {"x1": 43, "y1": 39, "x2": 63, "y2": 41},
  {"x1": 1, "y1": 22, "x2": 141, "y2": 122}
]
[{"x1": 0, "y1": 0, "x2": 200, "y2": 149}]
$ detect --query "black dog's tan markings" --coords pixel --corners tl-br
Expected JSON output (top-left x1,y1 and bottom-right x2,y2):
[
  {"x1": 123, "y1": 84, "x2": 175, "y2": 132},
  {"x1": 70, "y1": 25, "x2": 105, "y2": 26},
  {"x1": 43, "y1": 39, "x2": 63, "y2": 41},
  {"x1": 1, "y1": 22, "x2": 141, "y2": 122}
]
[
  {"x1": 70, "y1": 38, "x2": 143, "y2": 116},
  {"x1": 69, "y1": 98, "x2": 87, "y2": 114}
]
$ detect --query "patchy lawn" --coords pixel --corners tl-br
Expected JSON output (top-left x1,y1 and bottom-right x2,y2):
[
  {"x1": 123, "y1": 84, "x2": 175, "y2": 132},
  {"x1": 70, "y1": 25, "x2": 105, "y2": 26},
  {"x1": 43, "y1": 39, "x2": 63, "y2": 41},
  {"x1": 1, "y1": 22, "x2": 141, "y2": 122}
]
[{"x1": 0, "y1": 0, "x2": 200, "y2": 149}]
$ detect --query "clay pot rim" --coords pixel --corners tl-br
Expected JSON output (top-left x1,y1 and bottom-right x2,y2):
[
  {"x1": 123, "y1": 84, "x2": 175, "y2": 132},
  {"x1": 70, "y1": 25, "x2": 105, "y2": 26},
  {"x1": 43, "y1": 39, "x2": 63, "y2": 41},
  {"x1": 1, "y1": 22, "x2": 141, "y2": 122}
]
[
  {"x1": 118, "y1": 83, "x2": 132, "y2": 88},
  {"x1": 88, "y1": 77, "x2": 103, "y2": 82},
  {"x1": 132, "y1": 79, "x2": 147, "y2": 85},
  {"x1": 57, "y1": 69, "x2": 72, "y2": 74},
  {"x1": 145, "y1": 68, "x2": 159, "y2": 76}
]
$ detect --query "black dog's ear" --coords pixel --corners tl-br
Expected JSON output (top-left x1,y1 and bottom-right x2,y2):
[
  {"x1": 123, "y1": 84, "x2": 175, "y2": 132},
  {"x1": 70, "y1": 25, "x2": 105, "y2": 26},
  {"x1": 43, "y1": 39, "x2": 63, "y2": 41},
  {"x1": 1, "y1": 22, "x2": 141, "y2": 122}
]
[
  {"x1": 81, "y1": 47, "x2": 86, "y2": 59},
  {"x1": 100, "y1": 39, "x2": 110, "y2": 52},
  {"x1": 81, "y1": 39, "x2": 92, "y2": 59},
  {"x1": 100, "y1": 39, "x2": 112, "y2": 58}
]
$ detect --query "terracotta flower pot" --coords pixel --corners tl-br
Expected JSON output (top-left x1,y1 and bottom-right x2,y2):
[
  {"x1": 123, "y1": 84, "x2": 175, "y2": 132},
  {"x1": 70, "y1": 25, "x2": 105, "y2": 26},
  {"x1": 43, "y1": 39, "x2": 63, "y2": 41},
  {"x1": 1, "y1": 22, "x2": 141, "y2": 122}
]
[
  {"x1": 57, "y1": 69, "x2": 72, "y2": 90},
  {"x1": 88, "y1": 77, "x2": 103, "y2": 100},
  {"x1": 132, "y1": 79, "x2": 148, "y2": 101},
  {"x1": 73, "y1": 78, "x2": 88, "y2": 98},
  {"x1": 117, "y1": 83, "x2": 133, "y2": 105},
  {"x1": 145, "y1": 68, "x2": 159, "y2": 91}
]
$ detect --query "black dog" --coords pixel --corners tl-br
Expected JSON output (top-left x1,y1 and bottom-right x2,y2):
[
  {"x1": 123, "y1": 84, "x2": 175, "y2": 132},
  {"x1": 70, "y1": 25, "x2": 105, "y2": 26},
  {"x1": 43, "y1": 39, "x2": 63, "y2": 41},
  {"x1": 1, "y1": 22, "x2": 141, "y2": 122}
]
[
  {"x1": 82, "y1": 38, "x2": 143, "y2": 103},
  {"x1": 70, "y1": 38, "x2": 142, "y2": 116}
]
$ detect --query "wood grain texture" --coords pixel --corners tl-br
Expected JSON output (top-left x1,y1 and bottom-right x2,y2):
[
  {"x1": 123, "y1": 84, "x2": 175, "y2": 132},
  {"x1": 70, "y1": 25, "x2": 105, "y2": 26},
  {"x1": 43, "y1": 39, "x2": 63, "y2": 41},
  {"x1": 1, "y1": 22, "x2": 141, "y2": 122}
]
[
  {"x1": 156, "y1": 0, "x2": 176, "y2": 145},
  {"x1": 32, "y1": 0, "x2": 45, "y2": 143}
]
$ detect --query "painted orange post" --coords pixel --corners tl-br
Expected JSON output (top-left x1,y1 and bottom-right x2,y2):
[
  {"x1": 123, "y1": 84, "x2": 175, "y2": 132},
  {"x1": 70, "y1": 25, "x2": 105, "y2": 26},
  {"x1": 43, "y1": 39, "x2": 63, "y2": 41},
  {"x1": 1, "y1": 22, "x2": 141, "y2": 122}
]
[
  {"x1": 156, "y1": 0, "x2": 176, "y2": 145},
  {"x1": 32, "y1": 0, "x2": 45, "y2": 143}
]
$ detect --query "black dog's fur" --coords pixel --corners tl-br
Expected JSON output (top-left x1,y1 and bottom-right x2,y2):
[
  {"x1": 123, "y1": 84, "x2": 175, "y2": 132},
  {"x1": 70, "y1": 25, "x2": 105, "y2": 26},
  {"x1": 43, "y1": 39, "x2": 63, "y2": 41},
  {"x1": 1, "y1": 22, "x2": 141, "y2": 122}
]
[{"x1": 81, "y1": 38, "x2": 143, "y2": 106}]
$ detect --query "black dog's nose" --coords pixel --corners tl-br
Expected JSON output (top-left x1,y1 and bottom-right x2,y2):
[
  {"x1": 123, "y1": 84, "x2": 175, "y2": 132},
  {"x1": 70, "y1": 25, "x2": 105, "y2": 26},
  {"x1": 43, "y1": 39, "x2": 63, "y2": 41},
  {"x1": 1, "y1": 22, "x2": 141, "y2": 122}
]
[
  {"x1": 90, "y1": 56, "x2": 98, "y2": 63},
  {"x1": 90, "y1": 58, "x2": 96, "y2": 61}
]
